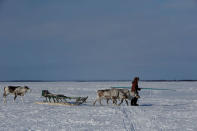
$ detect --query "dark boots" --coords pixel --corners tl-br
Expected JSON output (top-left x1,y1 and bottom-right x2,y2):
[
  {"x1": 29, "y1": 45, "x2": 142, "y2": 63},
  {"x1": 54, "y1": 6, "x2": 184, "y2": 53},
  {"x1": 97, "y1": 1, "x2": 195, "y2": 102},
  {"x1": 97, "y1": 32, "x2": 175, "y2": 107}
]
[{"x1": 131, "y1": 97, "x2": 139, "y2": 106}]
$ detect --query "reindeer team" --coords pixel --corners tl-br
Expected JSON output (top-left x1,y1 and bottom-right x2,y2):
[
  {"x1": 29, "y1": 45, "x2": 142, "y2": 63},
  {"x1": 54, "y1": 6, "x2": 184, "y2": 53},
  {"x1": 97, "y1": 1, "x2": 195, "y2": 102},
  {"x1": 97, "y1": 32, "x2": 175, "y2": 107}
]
[{"x1": 93, "y1": 88, "x2": 137, "y2": 106}]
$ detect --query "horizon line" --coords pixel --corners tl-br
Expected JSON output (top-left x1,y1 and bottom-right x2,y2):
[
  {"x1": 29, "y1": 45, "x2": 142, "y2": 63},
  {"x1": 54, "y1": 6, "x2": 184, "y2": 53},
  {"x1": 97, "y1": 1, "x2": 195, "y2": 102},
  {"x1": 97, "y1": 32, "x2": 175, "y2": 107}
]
[{"x1": 1, "y1": 79, "x2": 197, "y2": 82}]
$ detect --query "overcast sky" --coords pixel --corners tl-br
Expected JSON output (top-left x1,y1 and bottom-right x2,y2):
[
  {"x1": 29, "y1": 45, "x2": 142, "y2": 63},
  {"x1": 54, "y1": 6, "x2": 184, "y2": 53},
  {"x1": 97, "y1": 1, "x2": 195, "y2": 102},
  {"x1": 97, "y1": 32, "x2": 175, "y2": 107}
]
[{"x1": 0, "y1": 0, "x2": 197, "y2": 81}]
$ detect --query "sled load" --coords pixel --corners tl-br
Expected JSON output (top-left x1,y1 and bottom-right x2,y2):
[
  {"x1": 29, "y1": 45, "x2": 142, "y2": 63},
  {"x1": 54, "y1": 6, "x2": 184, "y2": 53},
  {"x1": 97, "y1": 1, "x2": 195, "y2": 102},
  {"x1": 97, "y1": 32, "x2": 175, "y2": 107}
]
[{"x1": 36, "y1": 90, "x2": 88, "y2": 106}]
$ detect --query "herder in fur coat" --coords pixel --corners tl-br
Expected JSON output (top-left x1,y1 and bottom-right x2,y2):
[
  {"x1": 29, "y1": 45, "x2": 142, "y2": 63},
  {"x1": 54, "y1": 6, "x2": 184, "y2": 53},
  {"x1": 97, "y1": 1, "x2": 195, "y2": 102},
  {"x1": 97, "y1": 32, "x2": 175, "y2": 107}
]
[{"x1": 131, "y1": 77, "x2": 141, "y2": 106}]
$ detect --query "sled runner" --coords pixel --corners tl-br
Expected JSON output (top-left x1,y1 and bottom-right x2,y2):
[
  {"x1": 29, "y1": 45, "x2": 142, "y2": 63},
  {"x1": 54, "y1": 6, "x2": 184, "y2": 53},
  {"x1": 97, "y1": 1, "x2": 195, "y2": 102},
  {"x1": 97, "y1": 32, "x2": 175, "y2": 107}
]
[{"x1": 36, "y1": 90, "x2": 88, "y2": 106}]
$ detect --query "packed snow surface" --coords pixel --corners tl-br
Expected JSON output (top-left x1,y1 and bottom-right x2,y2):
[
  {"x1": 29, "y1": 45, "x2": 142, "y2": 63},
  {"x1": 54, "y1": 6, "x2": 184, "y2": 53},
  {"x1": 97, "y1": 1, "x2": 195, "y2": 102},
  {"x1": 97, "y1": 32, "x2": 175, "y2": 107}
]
[{"x1": 0, "y1": 81, "x2": 197, "y2": 131}]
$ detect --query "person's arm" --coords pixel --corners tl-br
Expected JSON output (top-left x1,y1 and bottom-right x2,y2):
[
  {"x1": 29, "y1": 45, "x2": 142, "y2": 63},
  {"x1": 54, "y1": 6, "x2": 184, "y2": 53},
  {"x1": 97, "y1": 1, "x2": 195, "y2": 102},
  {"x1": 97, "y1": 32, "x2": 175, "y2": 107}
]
[{"x1": 136, "y1": 84, "x2": 141, "y2": 91}]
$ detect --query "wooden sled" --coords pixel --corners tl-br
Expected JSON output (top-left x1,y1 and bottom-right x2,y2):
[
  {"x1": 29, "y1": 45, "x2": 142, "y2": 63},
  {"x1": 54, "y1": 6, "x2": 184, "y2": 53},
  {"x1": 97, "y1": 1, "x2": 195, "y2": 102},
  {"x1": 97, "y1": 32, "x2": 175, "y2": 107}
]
[{"x1": 36, "y1": 90, "x2": 88, "y2": 106}]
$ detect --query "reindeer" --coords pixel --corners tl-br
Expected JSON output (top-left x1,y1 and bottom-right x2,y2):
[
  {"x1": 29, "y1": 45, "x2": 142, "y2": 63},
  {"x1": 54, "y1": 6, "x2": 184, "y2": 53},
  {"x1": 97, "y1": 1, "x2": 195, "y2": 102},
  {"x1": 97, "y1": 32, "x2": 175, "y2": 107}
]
[{"x1": 3, "y1": 86, "x2": 31, "y2": 103}]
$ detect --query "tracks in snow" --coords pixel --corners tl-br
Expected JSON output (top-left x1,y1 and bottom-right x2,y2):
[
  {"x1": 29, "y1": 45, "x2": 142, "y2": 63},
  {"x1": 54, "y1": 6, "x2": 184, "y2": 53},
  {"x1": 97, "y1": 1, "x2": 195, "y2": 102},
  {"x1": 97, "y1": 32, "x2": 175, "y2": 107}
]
[
  {"x1": 117, "y1": 105, "x2": 162, "y2": 131},
  {"x1": 118, "y1": 106, "x2": 135, "y2": 131}
]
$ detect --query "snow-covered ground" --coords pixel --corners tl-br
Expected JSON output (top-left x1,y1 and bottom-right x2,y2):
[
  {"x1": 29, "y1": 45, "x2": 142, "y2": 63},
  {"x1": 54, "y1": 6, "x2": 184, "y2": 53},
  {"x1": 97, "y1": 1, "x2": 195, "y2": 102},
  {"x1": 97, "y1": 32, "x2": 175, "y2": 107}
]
[{"x1": 0, "y1": 81, "x2": 197, "y2": 131}]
